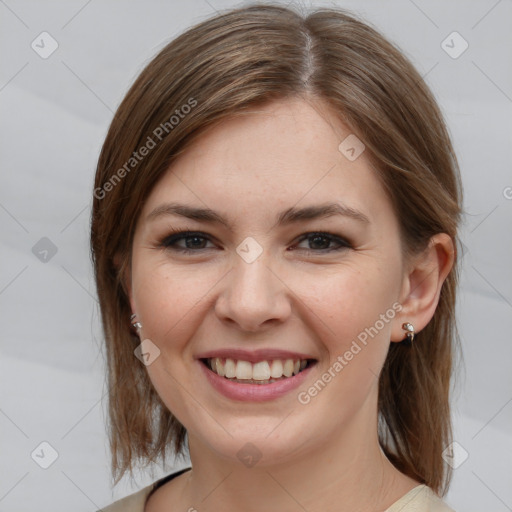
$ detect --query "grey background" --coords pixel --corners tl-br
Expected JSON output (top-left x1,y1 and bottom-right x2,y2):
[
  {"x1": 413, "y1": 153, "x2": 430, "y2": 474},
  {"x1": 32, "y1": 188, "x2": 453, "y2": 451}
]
[{"x1": 1, "y1": 0, "x2": 511, "y2": 510}]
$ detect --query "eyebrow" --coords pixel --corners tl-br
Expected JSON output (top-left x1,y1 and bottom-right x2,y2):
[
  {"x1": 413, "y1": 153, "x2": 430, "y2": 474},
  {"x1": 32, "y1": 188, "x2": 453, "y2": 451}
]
[{"x1": 146, "y1": 201, "x2": 370, "y2": 230}]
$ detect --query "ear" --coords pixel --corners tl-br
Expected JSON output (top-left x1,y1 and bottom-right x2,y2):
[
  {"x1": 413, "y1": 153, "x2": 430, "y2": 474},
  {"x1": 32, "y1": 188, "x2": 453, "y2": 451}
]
[
  {"x1": 114, "y1": 252, "x2": 135, "y2": 312},
  {"x1": 391, "y1": 233, "x2": 455, "y2": 342}
]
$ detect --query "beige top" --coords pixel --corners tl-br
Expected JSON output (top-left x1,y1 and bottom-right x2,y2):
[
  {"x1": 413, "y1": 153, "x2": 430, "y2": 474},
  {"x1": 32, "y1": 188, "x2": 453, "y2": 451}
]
[{"x1": 99, "y1": 469, "x2": 455, "y2": 512}]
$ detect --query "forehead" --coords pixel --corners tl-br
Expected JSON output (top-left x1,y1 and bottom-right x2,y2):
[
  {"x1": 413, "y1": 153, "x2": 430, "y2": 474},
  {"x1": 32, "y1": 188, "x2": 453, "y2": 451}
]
[{"x1": 141, "y1": 97, "x2": 394, "y2": 228}]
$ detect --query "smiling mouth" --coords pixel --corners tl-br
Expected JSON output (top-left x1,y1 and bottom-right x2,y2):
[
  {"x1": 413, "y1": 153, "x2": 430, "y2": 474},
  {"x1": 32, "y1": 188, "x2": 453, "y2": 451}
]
[{"x1": 200, "y1": 357, "x2": 317, "y2": 385}]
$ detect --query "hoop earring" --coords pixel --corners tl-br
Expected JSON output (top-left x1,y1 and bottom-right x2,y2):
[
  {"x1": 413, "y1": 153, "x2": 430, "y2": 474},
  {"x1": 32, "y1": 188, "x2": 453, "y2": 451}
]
[
  {"x1": 401, "y1": 322, "x2": 415, "y2": 345},
  {"x1": 130, "y1": 313, "x2": 142, "y2": 331}
]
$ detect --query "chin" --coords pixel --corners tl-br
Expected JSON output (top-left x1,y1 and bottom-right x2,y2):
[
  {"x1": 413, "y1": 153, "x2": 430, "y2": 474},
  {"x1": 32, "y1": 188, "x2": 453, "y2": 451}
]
[{"x1": 188, "y1": 413, "x2": 317, "y2": 468}]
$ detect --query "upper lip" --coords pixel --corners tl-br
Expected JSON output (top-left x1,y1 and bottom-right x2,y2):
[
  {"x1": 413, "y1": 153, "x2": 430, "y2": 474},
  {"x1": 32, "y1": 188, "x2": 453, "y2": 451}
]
[{"x1": 195, "y1": 348, "x2": 317, "y2": 364}]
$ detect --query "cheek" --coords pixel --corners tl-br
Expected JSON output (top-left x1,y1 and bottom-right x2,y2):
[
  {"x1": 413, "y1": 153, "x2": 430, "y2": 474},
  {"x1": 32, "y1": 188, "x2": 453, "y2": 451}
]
[
  {"x1": 130, "y1": 261, "x2": 209, "y2": 420},
  {"x1": 293, "y1": 268, "x2": 400, "y2": 412},
  {"x1": 292, "y1": 264, "x2": 402, "y2": 398},
  {"x1": 131, "y1": 258, "x2": 222, "y2": 350},
  {"x1": 298, "y1": 261, "x2": 400, "y2": 336}
]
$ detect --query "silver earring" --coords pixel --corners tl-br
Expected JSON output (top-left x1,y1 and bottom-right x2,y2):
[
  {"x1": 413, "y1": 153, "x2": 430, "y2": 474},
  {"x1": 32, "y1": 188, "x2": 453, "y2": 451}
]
[
  {"x1": 402, "y1": 322, "x2": 415, "y2": 345},
  {"x1": 130, "y1": 313, "x2": 142, "y2": 331}
]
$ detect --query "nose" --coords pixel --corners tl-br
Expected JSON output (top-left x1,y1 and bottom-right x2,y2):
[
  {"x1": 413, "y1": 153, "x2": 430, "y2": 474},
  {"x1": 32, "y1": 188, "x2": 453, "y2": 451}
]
[{"x1": 215, "y1": 253, "x2": 291, "y2": 333}]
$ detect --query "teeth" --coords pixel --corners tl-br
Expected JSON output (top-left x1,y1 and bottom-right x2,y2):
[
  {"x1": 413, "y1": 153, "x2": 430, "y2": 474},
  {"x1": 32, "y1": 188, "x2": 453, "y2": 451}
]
[
  {"x1": 207, "y1": 357, "x2": 310, "y2": 381},
  {"x1": 283, "y1": 359, "x2": 294, "y2": 377},
  {"x1": 215, "y1": 357, "x2": 225, "y2": 377},
  {"x1": 224, "y1": 358, "x2": 236, "y2": 378},
  {"x1": 270, "y1": 360, "x2": 283, "y2": 378},
  {"x1": 252, "y1": 361, "x2": 271, "y2": 380},
  {"x1": 235, "y1": 360, "x2": 252, "y2": 380}
]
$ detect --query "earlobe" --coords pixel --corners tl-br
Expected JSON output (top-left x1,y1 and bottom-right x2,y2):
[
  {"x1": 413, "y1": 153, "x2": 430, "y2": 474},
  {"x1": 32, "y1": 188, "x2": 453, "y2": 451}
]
[{"x1": 391, "y1": 233, "x2": 455, "y2": 342}]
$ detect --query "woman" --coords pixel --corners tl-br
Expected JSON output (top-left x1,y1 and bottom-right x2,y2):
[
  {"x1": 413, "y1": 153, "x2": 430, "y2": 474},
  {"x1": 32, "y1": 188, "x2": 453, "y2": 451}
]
[{"x1": 92, "y1": 3, "x2": 462, "y2": 511}]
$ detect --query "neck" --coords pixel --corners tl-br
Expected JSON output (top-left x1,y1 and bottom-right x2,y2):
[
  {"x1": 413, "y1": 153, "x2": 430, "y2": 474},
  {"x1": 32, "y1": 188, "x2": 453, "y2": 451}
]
[{"x1": 181, "y1": 393, "x2": 417, "y2": 512}]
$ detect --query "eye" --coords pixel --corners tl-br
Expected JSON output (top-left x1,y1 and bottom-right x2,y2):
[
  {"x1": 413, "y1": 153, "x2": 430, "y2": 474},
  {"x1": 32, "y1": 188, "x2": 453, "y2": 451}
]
[
  {"x1": 293, "y1": 232, "x2": 352, "y2": 253},
  {"x1": 159, "y1": 229, "x2": 352, "y2": 255},
  {"x1": 160, "y1": 230, "x2": 217, "y2": 253}
]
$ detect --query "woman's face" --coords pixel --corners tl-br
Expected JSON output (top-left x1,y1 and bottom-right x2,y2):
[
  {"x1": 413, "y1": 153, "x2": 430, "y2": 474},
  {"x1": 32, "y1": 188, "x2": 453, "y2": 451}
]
[{"x1": 128, "y1": 97, "x2": 408, "y2": 465}]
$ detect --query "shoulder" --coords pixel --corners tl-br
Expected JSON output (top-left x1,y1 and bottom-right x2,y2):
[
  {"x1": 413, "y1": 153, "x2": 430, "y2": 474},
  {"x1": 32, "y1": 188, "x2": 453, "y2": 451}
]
[
  {"x1": 386, "y1": 485, "x2": 456, "y2": 512},
  {"x1": 98, "y1": 484, "x2": 153, "y2": 512}
]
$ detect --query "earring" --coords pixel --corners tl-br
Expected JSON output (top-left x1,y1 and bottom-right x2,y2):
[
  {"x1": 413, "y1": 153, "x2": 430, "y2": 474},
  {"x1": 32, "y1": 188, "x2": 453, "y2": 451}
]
[
  {"x1": 130, "y1": 313, "x2": 142, "y2": 331},
  {"x1": 401, "y1": 322, "x2": 415, "y2": 345}
]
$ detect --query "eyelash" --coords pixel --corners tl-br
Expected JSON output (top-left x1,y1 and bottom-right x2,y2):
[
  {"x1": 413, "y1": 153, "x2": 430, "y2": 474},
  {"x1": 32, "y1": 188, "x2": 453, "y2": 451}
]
[{"x1": 159, "y1": 227, "x2": 353, "y2": 255}]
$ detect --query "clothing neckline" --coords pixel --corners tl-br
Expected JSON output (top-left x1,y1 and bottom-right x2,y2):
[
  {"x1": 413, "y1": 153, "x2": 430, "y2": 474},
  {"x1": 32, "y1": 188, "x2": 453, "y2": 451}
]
[
  {"x1": 145, "y1": 469, "x2": 428, "y2": 510},
  {"x1": 384, "y1": 484, "x2": 432, "y2": 511},
  {"x1": 146, "y1": 466, "x2": 192, "y2": 502}
]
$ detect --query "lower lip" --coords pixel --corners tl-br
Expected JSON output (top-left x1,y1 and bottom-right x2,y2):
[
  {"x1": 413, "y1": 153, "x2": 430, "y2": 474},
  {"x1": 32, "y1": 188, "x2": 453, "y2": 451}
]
[{"x1": 198, "y1": 360, "x2": 315, "y2": 402}]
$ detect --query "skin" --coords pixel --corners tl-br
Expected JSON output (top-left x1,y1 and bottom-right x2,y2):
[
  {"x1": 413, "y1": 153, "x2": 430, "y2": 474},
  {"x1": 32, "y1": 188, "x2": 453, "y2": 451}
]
[{"x1": 125, "y1": 96, "x2": 454, "y2": 511}]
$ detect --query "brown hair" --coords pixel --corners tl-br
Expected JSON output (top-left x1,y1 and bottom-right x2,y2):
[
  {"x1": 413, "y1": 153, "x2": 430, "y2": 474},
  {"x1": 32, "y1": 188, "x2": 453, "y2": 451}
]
[{"x1": 90, "y1": 3, "x2": 462, "y2": 494}]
